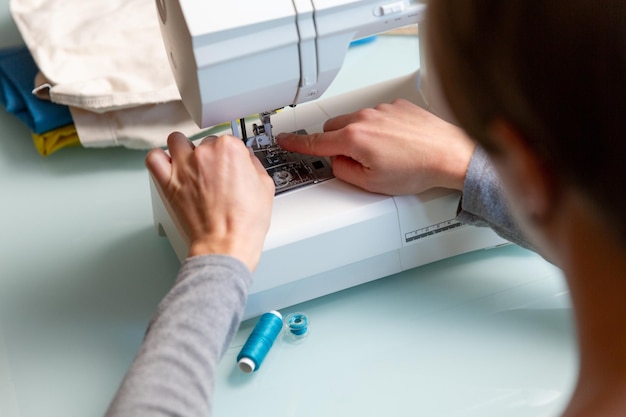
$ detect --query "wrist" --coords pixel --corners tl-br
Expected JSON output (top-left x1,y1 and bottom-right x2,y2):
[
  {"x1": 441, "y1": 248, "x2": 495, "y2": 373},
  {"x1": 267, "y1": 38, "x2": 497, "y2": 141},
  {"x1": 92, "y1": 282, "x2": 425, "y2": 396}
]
[
  {"x1": 439, "y1": 133, "x2": 475, "y2": 191},
  {"x1": 188, "y1": 235, "x2": 262, "y2": 272}
]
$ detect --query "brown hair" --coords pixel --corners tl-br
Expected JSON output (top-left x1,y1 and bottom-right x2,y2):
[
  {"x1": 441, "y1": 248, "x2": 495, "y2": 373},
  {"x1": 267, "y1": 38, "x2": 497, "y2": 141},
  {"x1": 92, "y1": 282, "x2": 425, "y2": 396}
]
[{"x1": 427, "y1": 0, "x2": 626, "y2": 242}]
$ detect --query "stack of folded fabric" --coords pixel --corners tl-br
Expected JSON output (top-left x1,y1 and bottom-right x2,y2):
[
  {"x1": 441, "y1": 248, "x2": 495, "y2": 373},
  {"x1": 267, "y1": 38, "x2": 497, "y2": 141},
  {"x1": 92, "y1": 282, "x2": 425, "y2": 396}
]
[
  {"x1": 0, "y1": 46, "x2": 77, "y2": 155},
  {"x1": 2, "y1": 0, "x2": 209, "y2": 156}
]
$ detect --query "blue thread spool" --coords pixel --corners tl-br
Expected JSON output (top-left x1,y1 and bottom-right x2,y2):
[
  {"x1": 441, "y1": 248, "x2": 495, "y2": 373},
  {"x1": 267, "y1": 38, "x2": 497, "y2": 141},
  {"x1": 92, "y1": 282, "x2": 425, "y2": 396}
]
[
  {"x1": 285, "y1": 312, "x2": 309, "y2": 337},
  {"x1": 237, "y1": 310, "x2": 283, "y2": 373}
]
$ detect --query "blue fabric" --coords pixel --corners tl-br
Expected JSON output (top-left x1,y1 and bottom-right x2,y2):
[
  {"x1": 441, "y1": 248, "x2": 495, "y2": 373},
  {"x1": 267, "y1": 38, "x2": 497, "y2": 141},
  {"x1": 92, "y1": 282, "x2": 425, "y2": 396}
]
[{"x1": 0, "y1": 47, "x2": 73, "y2": 134}]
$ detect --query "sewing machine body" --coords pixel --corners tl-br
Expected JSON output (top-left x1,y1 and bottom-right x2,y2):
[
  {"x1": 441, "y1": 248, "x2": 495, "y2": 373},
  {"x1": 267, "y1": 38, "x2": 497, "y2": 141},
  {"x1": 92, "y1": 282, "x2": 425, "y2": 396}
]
[
  {"x1": 151, "y1": 0, "x2": 508, "y2": 319},
  {"x1": 149, "y1": 71, "x2": 508, "y2": 319}
]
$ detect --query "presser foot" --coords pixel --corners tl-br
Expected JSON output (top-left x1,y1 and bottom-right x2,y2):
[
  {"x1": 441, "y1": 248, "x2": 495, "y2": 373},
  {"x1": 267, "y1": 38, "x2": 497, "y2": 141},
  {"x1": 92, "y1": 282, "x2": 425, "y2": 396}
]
[{"x1": 231, "y1": 112, "x2": 334, "y2": 194}]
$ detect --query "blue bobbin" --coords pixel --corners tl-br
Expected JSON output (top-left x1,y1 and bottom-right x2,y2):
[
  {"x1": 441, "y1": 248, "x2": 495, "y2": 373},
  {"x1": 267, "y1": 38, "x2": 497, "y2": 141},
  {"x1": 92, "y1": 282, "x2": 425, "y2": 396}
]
[{"x1": 285, "y1": 312, "x2": 309, "y2": 337}]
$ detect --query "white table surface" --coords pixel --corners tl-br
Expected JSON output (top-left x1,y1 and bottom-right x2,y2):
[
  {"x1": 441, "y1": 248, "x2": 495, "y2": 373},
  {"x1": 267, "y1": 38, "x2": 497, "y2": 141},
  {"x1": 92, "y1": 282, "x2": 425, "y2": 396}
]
[{"x1": 0, "y1": 3, "x2": 576, "y2": 417}]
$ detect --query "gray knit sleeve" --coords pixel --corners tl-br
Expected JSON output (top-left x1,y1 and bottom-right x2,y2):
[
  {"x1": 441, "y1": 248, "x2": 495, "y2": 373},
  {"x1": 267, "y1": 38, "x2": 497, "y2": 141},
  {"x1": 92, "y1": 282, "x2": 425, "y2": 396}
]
[
  {"x1": 456, "y1": 147, "x2": 534, "y2": 250},
  {"x1": 105, "y1": 254, "x2": 253, "y2": 417}
]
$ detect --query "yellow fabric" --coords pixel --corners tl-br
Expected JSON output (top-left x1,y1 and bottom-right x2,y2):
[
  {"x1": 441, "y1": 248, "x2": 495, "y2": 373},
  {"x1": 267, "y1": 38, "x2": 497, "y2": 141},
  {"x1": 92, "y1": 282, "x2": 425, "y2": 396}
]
[{"x1": 31, "y1": 124, "x2": 81, "y2": 156}]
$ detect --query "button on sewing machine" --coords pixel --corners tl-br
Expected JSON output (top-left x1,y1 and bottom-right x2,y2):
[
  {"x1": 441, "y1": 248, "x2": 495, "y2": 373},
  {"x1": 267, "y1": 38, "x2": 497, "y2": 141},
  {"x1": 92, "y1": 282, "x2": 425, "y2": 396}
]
[{"x1": 374, "y1": 2, "x2": 406, "y2": 16}]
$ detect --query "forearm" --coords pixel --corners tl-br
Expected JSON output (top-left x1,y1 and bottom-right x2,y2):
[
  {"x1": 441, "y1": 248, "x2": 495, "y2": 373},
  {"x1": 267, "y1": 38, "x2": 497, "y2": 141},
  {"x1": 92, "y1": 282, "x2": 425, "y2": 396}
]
[
  {"x1": 105, "y1": 254, "x2": 252, "y2": 417},
  {"x1": 457, "y1": 147, "x2": 534, "y2": 251}
]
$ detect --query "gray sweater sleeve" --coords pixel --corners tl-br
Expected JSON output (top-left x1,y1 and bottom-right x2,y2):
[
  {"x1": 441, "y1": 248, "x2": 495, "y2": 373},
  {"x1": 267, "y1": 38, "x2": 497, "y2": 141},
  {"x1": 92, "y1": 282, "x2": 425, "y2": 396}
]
[
  {"x1": 456, "y1": 147, "x2": 534, "y2": 250},
  {"x1": 105, "y1": 254, "x2": 252, "y2": 417}
]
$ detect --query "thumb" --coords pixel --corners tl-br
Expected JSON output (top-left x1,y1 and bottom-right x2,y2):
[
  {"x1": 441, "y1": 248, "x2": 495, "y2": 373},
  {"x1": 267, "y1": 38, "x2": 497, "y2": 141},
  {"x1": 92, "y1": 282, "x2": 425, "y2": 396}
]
[{"x1": 330, "y1": 155, "x2": 375, "y2": 192}]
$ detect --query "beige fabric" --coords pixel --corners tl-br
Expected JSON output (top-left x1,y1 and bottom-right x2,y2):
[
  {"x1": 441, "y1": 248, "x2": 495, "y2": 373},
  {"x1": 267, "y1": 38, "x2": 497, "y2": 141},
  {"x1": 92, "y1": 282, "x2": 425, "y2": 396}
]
[
  {"x1": 70, "y1": 102, "x2": 209, "y2": 149},
  {"x1": 10, "y1": 0, "x2": 180, "y2": 112}
]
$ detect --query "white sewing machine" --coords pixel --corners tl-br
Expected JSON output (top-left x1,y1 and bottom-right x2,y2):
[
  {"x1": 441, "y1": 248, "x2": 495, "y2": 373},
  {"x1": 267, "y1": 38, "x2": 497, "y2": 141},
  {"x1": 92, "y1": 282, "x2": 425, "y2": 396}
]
[{"x1": 151, "y1": 0, "x2": 508, "y2": 319}]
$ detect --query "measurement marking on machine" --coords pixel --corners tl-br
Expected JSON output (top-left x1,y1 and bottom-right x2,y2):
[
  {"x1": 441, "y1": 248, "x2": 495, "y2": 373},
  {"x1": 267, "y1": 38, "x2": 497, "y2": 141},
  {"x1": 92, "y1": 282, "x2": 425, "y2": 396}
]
[{"x1": 404, "y1": 219, "x2": 466, "y2": 243}]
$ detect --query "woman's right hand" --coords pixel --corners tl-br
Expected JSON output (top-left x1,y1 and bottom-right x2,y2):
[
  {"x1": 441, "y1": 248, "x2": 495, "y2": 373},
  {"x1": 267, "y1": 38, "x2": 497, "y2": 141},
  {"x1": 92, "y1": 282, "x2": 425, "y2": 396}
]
[{"x1": 277, "y1": 99, "x2": 475, "y2": 195}]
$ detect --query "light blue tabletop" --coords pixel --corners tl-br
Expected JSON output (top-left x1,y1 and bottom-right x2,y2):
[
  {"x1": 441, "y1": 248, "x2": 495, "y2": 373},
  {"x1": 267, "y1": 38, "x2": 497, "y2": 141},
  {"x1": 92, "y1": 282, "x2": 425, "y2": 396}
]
[{"x1": 0, "y1": 3, "x2": 576, "y2": 417}]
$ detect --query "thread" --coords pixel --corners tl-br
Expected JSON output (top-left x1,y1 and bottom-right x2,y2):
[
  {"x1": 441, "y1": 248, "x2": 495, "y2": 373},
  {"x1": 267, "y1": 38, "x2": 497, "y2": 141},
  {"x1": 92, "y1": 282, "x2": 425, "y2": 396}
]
[
  {"x1": 237, "y1": 310, "x2": 283, "y2": 373},
  {"x1": 284, "y1": 312, "x2": 309, "y2": 338}
]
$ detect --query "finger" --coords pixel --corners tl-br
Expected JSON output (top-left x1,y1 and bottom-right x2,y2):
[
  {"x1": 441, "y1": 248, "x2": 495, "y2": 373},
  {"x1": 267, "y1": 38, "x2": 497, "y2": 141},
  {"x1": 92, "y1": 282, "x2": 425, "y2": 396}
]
[
  {"x1": 167, "y1": 131, "x2": 195, "y2": 163},
  {"x1": 145, "y1": 148, "x2": 173, "y2": 189},
  {"x1": 331, "y1": 155, "x2": 370, "y2": 190},
  {"x1": 322, "y1": 112, "x2": 360, "y2": 132},
  {"x1": 276, "y1": 130, "x2": 352, "y2": 157},
  {"x1": 200, "y1": 135, "x2": 218, "y2": 145}
]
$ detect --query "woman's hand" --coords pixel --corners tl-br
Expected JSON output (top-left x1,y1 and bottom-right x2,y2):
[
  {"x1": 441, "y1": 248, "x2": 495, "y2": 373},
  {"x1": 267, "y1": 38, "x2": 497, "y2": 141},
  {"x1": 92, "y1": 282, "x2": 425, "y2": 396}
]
[
  {"x1": 277, "y1": 99, "x2": 474, "y2": 195},
  {"x1": 146, "y1": 132, "x2": 275, "y2": 272}
]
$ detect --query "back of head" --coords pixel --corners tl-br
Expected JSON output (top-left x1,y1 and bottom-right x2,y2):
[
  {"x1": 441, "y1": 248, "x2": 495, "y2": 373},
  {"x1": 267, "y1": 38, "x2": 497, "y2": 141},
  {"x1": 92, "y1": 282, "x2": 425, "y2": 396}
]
[{"x1": 427, "y1": 0, "x2": 626, "y2": 244}]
